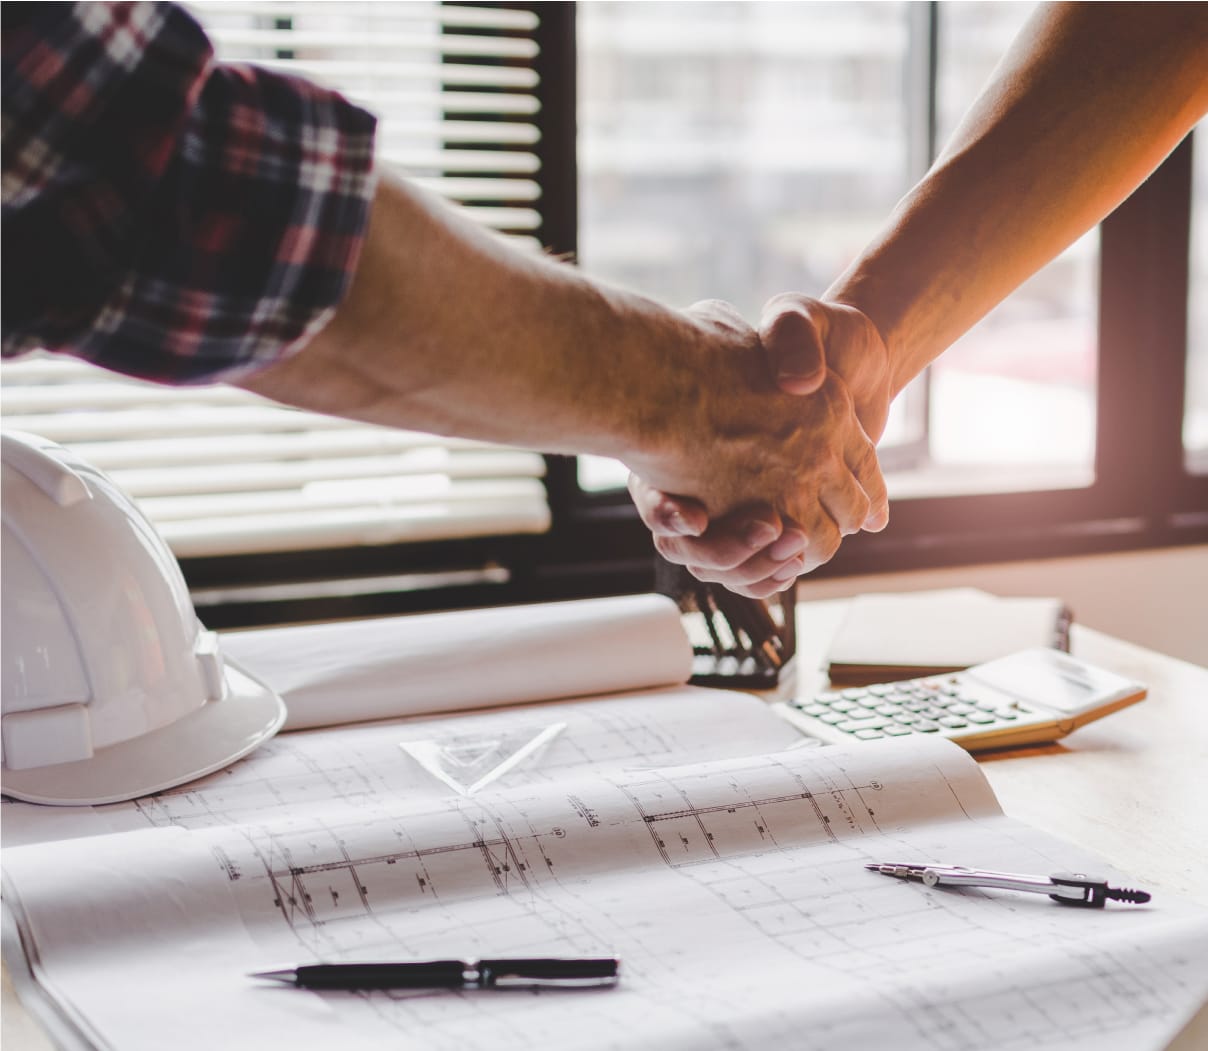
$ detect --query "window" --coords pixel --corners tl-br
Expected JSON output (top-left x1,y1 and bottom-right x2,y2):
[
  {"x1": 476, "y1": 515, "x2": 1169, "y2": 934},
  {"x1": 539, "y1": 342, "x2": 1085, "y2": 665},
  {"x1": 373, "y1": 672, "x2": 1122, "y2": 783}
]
[
  {"x1": 565, "y1": 1, "x2": 1207, "y2": 586},
  {"x1": 578, "y1": 1, "x2": 1099, "y2": 496}
]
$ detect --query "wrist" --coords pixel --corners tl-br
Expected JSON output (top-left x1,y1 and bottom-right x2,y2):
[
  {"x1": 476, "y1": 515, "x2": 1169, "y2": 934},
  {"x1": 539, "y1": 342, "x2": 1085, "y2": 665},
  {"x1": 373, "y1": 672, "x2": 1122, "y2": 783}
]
[{"x1": 603, "y1": 302, "x2": 715, "y2": 483}]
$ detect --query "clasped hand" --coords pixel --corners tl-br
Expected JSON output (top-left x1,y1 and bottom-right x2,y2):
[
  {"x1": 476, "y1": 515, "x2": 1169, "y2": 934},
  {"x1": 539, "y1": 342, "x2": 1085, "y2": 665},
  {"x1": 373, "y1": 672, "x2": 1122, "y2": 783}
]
[{"x1": 628, "y1": 294, "x2": 892, "y2": 598}]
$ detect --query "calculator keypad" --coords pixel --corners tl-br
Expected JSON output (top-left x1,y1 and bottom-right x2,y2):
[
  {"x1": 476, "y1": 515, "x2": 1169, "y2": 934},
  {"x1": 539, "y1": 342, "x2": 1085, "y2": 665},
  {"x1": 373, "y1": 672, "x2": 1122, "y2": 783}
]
[{"x1": 785, "y1": 676, "x2": 1037, "y2": 743}]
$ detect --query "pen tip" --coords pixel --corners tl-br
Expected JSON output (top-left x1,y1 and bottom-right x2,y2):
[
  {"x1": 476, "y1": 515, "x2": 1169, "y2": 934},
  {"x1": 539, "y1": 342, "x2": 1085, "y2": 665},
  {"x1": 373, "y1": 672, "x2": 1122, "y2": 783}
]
[{"x1": 249, "y1": 969, "x2": 297, "y2": 984}]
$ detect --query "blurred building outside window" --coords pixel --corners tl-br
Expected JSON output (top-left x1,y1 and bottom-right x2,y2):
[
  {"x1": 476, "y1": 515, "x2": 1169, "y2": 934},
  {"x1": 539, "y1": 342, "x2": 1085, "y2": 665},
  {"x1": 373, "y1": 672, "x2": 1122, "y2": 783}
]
[{"x1": 577, "y1": 1, "x2": 1100, "y2": 499}]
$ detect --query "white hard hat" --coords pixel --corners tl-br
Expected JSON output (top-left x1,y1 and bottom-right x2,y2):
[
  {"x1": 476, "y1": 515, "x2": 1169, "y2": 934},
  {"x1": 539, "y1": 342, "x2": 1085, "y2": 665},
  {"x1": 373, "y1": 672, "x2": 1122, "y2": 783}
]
[{"x1": 2, "y1": 431, "x2": 286, "y2": 805}]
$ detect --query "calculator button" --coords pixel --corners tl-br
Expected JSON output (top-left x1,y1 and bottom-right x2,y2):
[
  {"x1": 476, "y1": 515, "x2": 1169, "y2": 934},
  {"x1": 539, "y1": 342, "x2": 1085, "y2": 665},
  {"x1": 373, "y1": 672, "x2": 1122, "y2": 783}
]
[
  {"x1": 797, "y1": 703, "x2": 830, "y2": 717},
  {"x1": 843, "y1": 707, "x2": 877, "y2": 721},
  {"x1": 881, "y1": 724, "x2": 912, "y2": 736},
  {"x1": 885, "y1": 691, "x2": 914, "y2": 704},
  {"x1": 874, "y1": 704, "x2": 902, "y2": 717},
  {"x1": 913, "y1": 720, "x2": 941, "y2": 732},
  {"x1": 820, "y1": 712, "x2": 847, "y2": 725},
  {"x1": 965, "y1": 711, "x2": 996, "y2": 724},
  {"x1": 946, "y1": 703, "x2": 975, "y2": 715},
  {"x1": 895, "y1": 713, "x2": 920, "y2": 725},
  {"x1": 902, "y1": 700, "x2": 929, "y2": 712},
  {"x1": 917, "y1": 706, "x2": 943, "y2": 720},
  {"x1": 852, "y1": 728, "x2": 884, "y2": 740},
  {"x1": 841, "y1": 688, "x2": 870, "y2": 700},
  {"x1": 868, "y1": 684, "x2": 894, "y2": 697},
  {"x1": 830, "y1": 700, "x2": 858, "y2": 713},
  {"x1": 837, "y1": 717, "x2": 890, "y2": 733},
  {"x1": 817, "y1": 691, "x2": 842, "y2": 703},
  {"x1": 994, "y1": 709, "x2": 1017, "y2": 720},
  {"x1": 939, "y1": 716, "x2": 968, "y2": 728}
]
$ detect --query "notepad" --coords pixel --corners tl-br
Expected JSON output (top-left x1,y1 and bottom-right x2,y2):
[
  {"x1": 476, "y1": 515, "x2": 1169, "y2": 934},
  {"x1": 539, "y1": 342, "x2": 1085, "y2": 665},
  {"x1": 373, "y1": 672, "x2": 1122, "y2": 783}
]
[{"x1": 823, "y1": 587, "x2": 1072, "y2": 685}]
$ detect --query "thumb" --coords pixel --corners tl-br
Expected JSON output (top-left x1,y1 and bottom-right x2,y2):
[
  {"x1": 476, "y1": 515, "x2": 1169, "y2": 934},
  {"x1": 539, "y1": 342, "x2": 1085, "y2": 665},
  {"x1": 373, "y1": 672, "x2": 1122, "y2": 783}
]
[{"x1": 759, "y1": 293, "x2": 828, "y2": 395}]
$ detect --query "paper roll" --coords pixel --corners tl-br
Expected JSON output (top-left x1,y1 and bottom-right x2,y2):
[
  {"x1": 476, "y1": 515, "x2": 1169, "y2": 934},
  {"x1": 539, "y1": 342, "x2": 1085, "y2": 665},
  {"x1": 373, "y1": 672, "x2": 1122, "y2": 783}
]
[{"x1": 220, "y1": 594, "x2": 693, "y2": 730}]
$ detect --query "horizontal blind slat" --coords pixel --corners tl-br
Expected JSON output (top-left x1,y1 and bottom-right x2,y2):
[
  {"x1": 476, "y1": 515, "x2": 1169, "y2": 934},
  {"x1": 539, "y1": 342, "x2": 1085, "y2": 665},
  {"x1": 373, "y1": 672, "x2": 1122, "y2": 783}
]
[
  {"x1": 378, "y1": 121, "x2": 540, "y2": 146},
  {"x1": 70, "y1": 430, "x2": 492, "y2": 470},
  {"x1": 3, "y1": 406, "x2": 360, "y2": 442},
  {"x1": 111, "y1": 450, "x2": 547, "y2": 498},
  {"x1": 382, "y1": 149, "x2": 540, "y2": 174},
  {"x1": 453, "y1": 206, "x2": 542, "y2": 231},
  {"x1": 161, "y1": 501, "x2": 551, "y2": 558},
  {"x1": 208, "y1": 29, "x2": 539, "y2": 60},
  {"x1": 2, "y1": 382, "x2": 254, "y2": 414},
  {"x1": 189, "y1": 3, "x2": 538, "y2": 33},
  {"x1": 411, "y1": 177, "x2": 541, "y2": 202},
  {"x1": 249, "y1": 58, "x2": 539, "y2": 89},
  {"x1": 416, "y1": 92, "x2": 540, "y2": 116},
  {"x1": 140, "y1": 477, "x2": 547, "y2": 521}
]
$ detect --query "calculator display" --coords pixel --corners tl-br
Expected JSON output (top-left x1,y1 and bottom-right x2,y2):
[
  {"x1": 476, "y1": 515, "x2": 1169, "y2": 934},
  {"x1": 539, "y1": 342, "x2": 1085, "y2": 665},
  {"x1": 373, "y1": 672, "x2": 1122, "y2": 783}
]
[{"x1": 966, "y1": 649, "x2": 1139, "y2": 714}]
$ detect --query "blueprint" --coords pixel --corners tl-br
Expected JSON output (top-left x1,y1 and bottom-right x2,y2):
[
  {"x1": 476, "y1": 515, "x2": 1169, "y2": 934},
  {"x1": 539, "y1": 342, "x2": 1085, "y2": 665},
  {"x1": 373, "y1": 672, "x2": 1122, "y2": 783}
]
[{"x1": 5, "y1": 692, "x2": 1207, "y2": 1051}]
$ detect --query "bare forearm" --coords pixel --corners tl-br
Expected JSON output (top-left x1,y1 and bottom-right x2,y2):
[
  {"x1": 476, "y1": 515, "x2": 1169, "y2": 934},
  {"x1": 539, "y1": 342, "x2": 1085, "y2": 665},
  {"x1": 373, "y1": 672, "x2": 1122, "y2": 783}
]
[
  {"x1": 239, "y1": 170, "x2": 703, "y2": 465},
  {"x1": 237, "y1": 170, "x2": 882, "y2": 532},
  {"x1": 828, "y1": 1, "x2": 1208, "y2": 397}
]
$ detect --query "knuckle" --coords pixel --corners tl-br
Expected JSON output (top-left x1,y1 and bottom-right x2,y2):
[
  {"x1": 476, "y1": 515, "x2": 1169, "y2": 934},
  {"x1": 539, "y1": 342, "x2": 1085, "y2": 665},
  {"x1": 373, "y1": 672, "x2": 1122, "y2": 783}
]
[
  {"x1": 685, "y1": 564, "x2": 721, "y2": 585},
  {"x1": 653, "y1": 535, "x2": 688, "y2": 564},
  {"x1": 738, "y1": 579, "x2": 779, "y2": 600},
  {"x1": 817, "y1": 532, "x2": 843, "y2": 564},
  {"x1": 649, "y1": 502, "x2": 683, "y2": 536},
  {"x1": 849, "y1": 440, "x2": 882, "y2": 481},
  {"x1": 841, "y1": 494, "x2": 872, "y2": 536}
]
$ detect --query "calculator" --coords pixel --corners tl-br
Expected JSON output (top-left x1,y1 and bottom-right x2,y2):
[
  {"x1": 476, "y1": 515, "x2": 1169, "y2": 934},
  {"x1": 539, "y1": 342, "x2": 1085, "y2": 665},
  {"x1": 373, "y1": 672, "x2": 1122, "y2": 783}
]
[{"x1": 773, "y1": 648, "x2": 1147, "y2": 753}]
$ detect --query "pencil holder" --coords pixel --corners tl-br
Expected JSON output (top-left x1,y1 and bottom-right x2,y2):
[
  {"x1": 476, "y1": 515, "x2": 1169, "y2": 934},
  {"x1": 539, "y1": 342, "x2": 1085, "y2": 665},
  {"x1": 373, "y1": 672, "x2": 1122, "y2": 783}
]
[{"x1": 654, "y1": 558, "x2": 797, "y2": 689}]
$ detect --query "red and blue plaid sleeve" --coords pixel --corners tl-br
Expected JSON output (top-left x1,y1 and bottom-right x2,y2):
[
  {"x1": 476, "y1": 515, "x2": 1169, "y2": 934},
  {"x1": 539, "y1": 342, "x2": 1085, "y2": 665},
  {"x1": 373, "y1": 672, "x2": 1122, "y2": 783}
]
[{"x1": 1, "y1": 2, "x2": 377, "y2": 384}]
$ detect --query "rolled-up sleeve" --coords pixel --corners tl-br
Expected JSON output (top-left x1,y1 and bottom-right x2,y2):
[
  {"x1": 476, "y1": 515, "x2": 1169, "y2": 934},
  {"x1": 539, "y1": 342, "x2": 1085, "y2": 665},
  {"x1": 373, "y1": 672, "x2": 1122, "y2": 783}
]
[{"x1": 2, "y1": 1, "x2": 377, "y2": 384}]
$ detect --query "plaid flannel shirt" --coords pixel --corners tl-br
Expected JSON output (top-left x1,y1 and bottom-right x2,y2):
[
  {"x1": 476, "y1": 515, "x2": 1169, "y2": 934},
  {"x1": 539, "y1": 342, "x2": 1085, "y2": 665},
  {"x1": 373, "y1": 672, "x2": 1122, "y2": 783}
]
[{"x1": 1, "y1": 2, "x2": 377, "y2": 384}]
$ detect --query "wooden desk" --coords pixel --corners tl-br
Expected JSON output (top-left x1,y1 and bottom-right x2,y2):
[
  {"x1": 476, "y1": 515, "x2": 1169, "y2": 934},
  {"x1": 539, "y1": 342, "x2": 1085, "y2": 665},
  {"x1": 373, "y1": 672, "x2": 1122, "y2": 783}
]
[
  {"x1": 4, "y1": 600, "x2": 1206, "y2": 1050},
  {"x1": 791, "y1": 600, "x2": 1208, "y2": 1051}
]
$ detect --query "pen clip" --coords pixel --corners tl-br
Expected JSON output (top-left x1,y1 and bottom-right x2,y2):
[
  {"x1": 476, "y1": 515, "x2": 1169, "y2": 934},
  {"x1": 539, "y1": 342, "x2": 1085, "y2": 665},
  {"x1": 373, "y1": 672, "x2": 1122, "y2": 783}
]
[{"x1": 477, "y1": 957, "x2": 619, "y2": 989}]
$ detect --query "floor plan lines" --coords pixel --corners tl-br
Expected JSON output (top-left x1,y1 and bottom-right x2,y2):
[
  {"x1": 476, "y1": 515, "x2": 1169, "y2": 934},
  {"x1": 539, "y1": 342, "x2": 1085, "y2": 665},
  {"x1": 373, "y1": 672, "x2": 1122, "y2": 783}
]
[
  {"x1": 236, "y1": 809, "x2": 543, "y2": 927},
  {"x1": 616, "y1": 753, "x2": 890, "y2": 868}
]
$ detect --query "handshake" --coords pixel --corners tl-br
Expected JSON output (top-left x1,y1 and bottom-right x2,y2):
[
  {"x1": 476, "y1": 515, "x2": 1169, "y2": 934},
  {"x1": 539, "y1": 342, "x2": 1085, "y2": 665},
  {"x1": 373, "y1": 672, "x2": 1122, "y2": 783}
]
[{"x1": 624, "y1": 292, "x2": 895, "y2": 600}]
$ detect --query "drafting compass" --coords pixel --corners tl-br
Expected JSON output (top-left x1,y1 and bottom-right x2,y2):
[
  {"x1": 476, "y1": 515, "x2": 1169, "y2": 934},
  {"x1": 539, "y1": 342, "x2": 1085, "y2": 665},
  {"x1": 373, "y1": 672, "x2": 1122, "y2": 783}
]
[{"x1": 866, "y1": 862, "x2": 1151, "y2": 907}]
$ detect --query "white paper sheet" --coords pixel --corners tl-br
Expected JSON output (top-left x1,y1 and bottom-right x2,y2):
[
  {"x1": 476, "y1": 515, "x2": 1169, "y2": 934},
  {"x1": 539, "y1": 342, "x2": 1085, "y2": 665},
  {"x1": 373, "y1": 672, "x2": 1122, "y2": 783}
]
[
  {"x1": 5, "y1": 709, "x2": 1207, "y2": 1051},
  {"x1": 219, "y1": 593, "x2": 694, "y2": 730}
]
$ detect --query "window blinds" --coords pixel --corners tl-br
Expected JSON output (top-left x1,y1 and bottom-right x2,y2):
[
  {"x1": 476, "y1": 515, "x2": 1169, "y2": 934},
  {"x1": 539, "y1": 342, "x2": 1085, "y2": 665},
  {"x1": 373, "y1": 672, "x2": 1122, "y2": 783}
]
[{"x1": 0, "y1": 2, "x2": 551, "y2": 559}]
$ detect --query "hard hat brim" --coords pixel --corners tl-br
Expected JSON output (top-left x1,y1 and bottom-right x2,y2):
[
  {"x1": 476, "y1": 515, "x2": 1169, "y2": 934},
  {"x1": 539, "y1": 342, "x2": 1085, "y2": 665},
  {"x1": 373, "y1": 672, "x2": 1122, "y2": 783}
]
[{"x1": 1, "y1": 659, "x2": 286, "y2": 806}]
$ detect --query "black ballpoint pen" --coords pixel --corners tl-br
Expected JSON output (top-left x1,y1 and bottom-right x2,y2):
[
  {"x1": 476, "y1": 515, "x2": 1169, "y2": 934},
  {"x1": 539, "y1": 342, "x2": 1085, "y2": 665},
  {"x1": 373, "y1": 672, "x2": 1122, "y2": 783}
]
[{"x1": 250, "y1": 957, "x2": 620, "y2": 990}]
